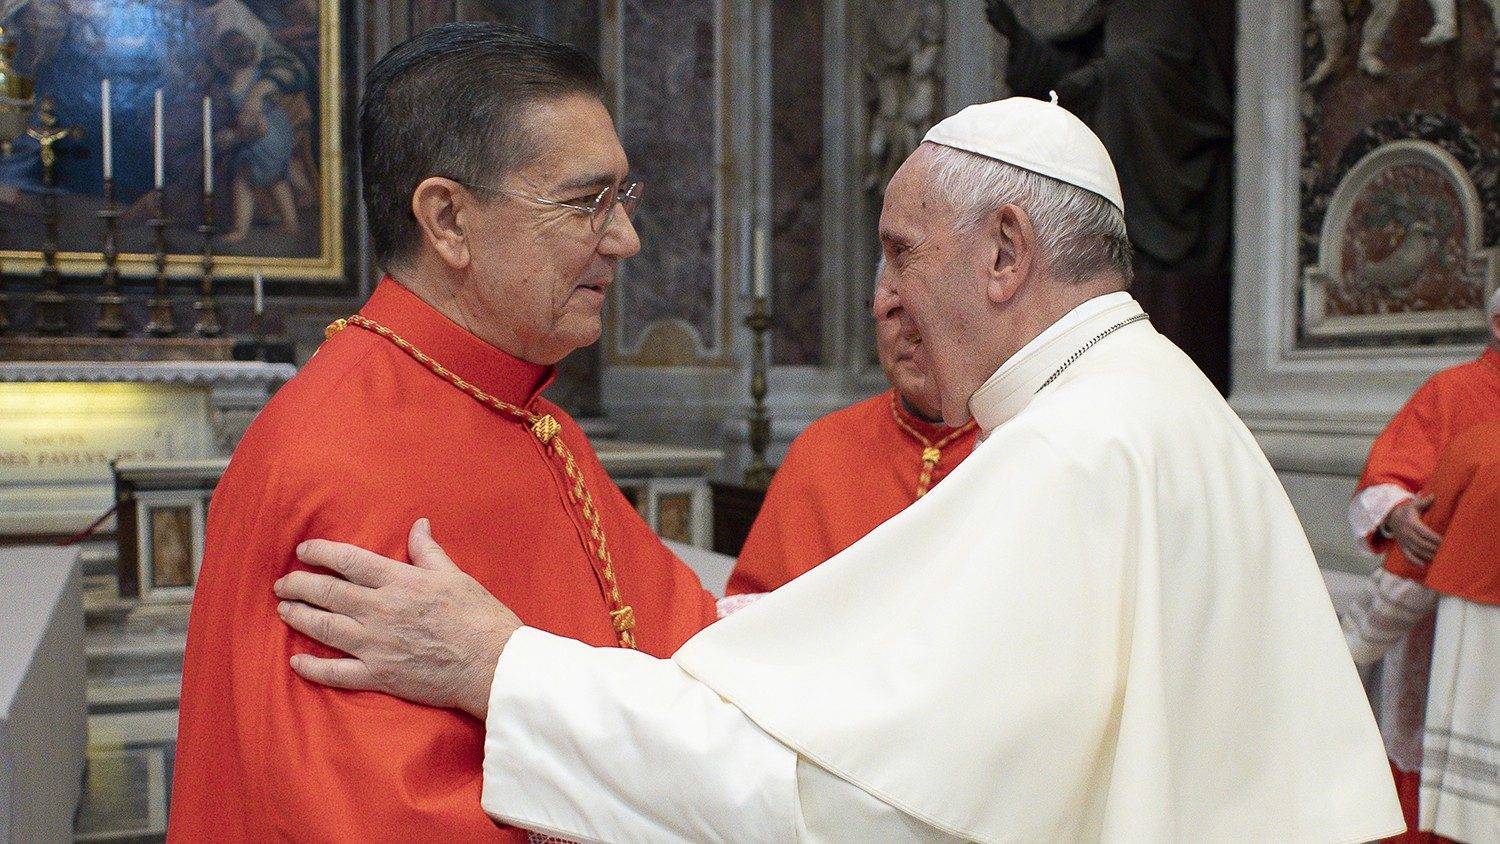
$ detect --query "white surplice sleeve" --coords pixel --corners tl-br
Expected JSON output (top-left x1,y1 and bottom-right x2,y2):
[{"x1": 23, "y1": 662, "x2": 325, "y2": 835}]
[{"x1": 480, "y1": 626, "x2": 806, "y2": 843}]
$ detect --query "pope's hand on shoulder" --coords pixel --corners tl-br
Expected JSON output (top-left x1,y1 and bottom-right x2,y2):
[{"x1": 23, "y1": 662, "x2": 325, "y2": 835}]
[{"x1": 273, "y1": 518, "x2": 521, "y2": 719}]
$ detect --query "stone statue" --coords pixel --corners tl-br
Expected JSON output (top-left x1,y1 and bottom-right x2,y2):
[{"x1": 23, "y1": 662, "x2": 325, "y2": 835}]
[
  {"x1": 865, "y1": 0, "x2": 944, "y2": 193},
  {"x1": 987, "y1": 0, "x2": 1234, "y2": 391},
  {"x1": 1307, "y1": 0, "x2": 1498, "y2": 86}
]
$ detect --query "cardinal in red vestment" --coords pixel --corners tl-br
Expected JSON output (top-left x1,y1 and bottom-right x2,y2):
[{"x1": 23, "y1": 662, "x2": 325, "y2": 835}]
[
  {"x1": 170, "y1": 26, "x2": 716, "y2": 842},
  {"x1": 1348, "y1": 292, "x2": 1500, "y2": 843},
  {"x1": 1345, "y1": 420, "x2": 1500, "y2": 843},
  {"x1": 727, "y1": 261, "x2": 977, "y2": 596}
]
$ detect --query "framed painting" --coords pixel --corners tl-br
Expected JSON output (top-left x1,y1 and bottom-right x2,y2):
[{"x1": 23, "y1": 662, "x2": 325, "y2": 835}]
[
  {"x1": 0, "y1": 0, "x2": 345, "y2": 282},
  {"x1": 134, "y1": 487, "x2": 205, "y2": 602}
]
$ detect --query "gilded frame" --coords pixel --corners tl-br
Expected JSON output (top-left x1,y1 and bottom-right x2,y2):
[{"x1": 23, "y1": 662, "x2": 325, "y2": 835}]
[{"x1": 0, "y1": 0, "x2": 345, "y2": 283}]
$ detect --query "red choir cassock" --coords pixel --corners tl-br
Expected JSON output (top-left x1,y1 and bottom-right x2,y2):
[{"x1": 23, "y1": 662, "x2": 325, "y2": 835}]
[
  {"x1": 1386, "y1": 420, "x2": 1500, "y2": 605},
  {"x1": 1355, "y1": 347, "x2": 1500, "y2": 552},
  {"x1": 169, "y1": 279, "x2": 718, "y2": 842},
  {"x1": 726, "y1": 389, "x2": 977, "y2": 595},
  {"x1": 1355, "y1": 348, "x2": 1499, "y2": 844}
]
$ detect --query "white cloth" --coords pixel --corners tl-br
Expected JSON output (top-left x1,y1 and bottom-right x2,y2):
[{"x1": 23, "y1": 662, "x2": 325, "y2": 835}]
[
  {"x1": 1420, "y1": 596, "x2": 1500, "y2": 841},
  {"x1": 1349, "y1": 482, "x2": 1416, "y2": 554},
  {"x1": 482, "y1": 627, "x2": 955, "y2": 842},
  {"x1": 1339, "y1": 567, "x2": 1438, "y2": 772},
  {"x1": 482, "y1": 294, "x2": 1403, "y2": 843},
  {"x1": 1343, "y1": 568, "x2": 1440, "y2": 668},
  {"x1": 924, "y1": 96, "x2": 1125, "y2": 211},
  {"x1": 676, "y1": 295, "x2": 1403, "y2": 842}
]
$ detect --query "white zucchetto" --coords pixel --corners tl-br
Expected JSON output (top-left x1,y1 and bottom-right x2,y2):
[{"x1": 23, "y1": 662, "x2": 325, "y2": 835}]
[{"x1": 923, "y1": 95, "x2": 1126, "y2": 213}]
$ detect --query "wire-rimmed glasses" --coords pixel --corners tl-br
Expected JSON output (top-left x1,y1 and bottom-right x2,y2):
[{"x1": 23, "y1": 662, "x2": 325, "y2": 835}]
[{"x1": 462, "y1": 179, "x2": 644, "y2": 233}]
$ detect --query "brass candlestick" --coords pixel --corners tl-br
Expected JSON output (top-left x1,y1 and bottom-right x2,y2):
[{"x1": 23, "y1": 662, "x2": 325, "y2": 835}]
[
  {"x1": 743, "y1": 294, "x2": 775, "y2": 489},
  {"x1": 193, "y1": 192, "x2": 221, "y2": 337},
  {"x1": 144, "y1": 191, "x2": 175, "y2": 336},
  {"x1": 95, "y1": 176, "x2": 126, "y2": 335},
  {"x1": 0, "y1": 25, "x2": 35, "y2": 335},
  {"x1": 0, "y1": 247, "x2": 9, "y2": 336},
  {"x1": 28, "y1": 97, "x2": 78, "y2": 335}
]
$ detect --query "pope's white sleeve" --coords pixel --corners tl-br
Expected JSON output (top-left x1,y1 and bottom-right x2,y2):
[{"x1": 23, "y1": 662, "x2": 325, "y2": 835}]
[{"x1": 481, "y1": 626, "x2": 806, "y2": 844}]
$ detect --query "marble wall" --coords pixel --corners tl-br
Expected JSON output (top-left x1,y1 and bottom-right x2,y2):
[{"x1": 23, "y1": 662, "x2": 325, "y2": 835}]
[
  {"x1": 1232, "y1": 0, "x2": 1494, "y2": 574},
  {"x1": 770, "y1": 0, "x2": 825, "y2": 366},
  {"x1": 605, "y1": 0, "x2": 727, "y2": 367}
]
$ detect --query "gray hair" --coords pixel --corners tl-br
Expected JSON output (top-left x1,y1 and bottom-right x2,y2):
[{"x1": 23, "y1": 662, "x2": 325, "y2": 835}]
[
  {"x1": 1489, "y1": 286, "x2": 1500, "y2": 318},
  {"x1": 925, "y1": 144, "x2": 1133, "y2": 284}
]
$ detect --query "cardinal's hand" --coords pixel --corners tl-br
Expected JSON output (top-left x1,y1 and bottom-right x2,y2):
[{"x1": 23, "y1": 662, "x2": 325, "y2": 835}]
[
  {"x1": 1383, "y1": 493, "x2": 1442, "y2": 567},
  {"x1": 274, "y1": 518, "x2": 521, "y2": 719}
]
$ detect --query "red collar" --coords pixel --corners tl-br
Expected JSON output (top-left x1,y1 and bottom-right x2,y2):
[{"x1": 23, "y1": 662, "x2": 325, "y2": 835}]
[
  {"x1": 359, "y1": 278, "x2": 555, "y2": 407},
  {"x1": 889, "y1": 389, "x2": 973, "y2": 445}
]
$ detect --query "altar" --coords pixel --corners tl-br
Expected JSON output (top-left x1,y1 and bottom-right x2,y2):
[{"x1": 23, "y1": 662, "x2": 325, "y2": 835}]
[{"x1": 0, "y1": 360, "x2": 295, "y2": 538}]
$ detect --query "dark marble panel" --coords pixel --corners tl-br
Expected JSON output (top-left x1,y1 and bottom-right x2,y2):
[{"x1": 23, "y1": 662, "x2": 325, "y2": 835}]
[
  {"x1": 613, "y1": 0, "x2": 718, "y2": 363},
  {"x1": 458, "y1": 0, "x2": 599, "y2": 55},
  {"x1": 771, "y1": 0, "x2": 824, "y2": 366}
]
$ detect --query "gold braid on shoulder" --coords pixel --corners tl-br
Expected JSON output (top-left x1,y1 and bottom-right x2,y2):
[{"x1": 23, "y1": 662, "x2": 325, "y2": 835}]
[{"x1": 326, "y1": 316, "x2": 638, "y2": 649}]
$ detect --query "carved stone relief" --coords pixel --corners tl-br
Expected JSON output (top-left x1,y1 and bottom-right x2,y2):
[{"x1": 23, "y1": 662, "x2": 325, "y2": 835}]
[
  {"x1": 1299, "y1": 0, "x2": 1496, "y2": 347},
  {"x1": 864, "y1": 0, "x2": 945, "y2": 195}
]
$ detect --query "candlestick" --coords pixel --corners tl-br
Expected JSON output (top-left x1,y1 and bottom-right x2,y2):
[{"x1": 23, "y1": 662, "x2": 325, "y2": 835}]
[
  {"x1": 201, "y1": 96, "x2": 213, "y2": 196},
  {"x1": 153, "y1": 88, "x2": 164, "y2": 190},
  {"x1": 144, "y1": 190, "x2": 175, "y2": 336},
  {"x1": 95, "y1": 175, "x2": 126, "y2": 336},
  {"x1": 753, "y1": 225, "x2": 769, "y2": 298},
  {"x1": 193, "y1": 187, "x2": 222, "y2": 337},
  {"x1": 27, "y1": 97, "x2": 78, "y2": 335},
  {"x1": 0, "y1": 227, "x2": 9, "y2": 336},
  {"x1": 100, "y1": 78, "x2": 112, "y2": 180},
  {"x1": 743, "y1": 293, "x2": 775, "y2": 488}
]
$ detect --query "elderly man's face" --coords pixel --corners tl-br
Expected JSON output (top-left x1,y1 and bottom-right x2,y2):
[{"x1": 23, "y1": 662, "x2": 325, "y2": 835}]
[
  {"x1": 458, "y1": 94, "x2": 640, "y2": 365},
  {"x1": 877, "y1": 146, "x2": 997, "y2": 425},
  {"x1": 873, "y1": 261, "x2": 943, "y2": 421}
]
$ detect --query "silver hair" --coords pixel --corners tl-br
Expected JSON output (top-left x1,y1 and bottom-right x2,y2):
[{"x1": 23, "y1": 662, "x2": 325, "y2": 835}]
[
  {"x1": 925, "y1": 143, "x2": 1133, "y2": 284},
  {"x1": 1490, "y1": 286, "x2": 1500, "y2": 318}
]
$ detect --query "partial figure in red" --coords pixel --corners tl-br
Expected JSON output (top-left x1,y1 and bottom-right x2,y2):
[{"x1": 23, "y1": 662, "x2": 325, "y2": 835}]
[
  {"x1": 1343, "y1": 288, "x2": 1500, "y2": 844},
  {"x1": 168, "y1": 24, "x2": 716, "y2": 843},
  {"x1": 726, "y1": 260, "x2": 977, "y2": 597},
  {"x1": 1343, "y1": 419, "x2": 1500, "y2": 844}
]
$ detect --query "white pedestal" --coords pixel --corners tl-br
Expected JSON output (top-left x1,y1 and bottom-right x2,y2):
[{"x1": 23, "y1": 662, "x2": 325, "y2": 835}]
[{"x1": 0, "y1": 546, "x2": 85, "y2": 844}]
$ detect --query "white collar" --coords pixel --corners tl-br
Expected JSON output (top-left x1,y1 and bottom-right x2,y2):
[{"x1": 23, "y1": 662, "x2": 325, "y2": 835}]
[{"x1": 968, "y1": 292, "x2": 1144, "y2": 435}]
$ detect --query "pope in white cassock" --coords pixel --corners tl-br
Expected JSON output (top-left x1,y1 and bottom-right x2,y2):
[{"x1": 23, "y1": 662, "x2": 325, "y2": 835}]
[{"x1": 273, "y1": 97, "x2": 1405, "y2": 842}]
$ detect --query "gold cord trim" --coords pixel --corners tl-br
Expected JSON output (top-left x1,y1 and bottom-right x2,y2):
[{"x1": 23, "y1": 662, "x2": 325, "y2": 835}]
[
  {"x1": 889, "y1": 395, "x2": 976, "y2": 498},
  {"x1": 326, "y1": 316, "x2": 638, "y2": 649}
]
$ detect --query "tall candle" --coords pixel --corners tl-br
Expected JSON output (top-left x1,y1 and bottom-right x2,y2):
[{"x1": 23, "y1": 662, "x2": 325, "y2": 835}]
[
  {"x1": 253, "y1": 271, "x2": 264, "y2": 315},
  {"x1": 100, "y1": 79, "x2": 112, "y2": 180},
  {"x1": 753, "y1": 225, "x2": 769, "y2": 298},
  {"x1": 153, "y1": 89, "x2": 164, "y2": 190},
  {"x1": 202, "y1": 96, "x2": 213, "y2": 195}
]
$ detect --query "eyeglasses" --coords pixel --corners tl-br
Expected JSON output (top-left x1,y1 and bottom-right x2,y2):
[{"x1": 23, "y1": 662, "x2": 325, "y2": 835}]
[{"x1": 460, "y1": 179, "x2": 644, "y2": 233}]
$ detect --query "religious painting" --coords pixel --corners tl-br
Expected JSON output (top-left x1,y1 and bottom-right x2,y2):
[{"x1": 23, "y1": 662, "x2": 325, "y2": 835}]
[
  {"x1": 136, "y1": 490, "x2": 204, "y2": 599},
  {"x1": 655, "y1": 489, "x2": 693, "y2": 543},
  {"x1": 1303, "y1": 140, "x2": 1495, "y2": 338},
  {"x1": 0, "y1": 0, "x2": 345, "y2": 282},
  {"x1": 1298, "y1": 0, "x2": 1497, "y2": 347}
]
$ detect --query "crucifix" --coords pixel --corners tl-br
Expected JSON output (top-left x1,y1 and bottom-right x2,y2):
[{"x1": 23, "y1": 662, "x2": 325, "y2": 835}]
[{"x1": 27, "y1": 97, "x2": 82, "y2": 334}]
